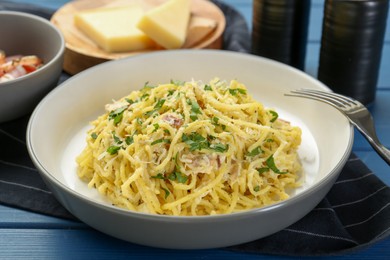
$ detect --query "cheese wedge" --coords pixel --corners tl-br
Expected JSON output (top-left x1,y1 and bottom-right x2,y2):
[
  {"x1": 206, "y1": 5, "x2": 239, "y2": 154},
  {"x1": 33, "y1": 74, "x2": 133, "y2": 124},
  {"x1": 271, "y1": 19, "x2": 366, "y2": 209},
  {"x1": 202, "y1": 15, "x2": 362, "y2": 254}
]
[
  {"x1": 137, "y1": 0, "x2": 191, "y2": 49},
  {"x1": 74, "y1": 5, "x2": 154, "y2": 52}
]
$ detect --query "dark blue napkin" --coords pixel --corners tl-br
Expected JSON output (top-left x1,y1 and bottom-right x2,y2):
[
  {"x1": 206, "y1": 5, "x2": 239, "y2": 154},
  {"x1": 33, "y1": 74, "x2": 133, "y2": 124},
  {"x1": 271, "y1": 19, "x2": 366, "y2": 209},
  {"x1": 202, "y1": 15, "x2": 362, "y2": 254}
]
[{"x1": 1, "y1": 0, "x2": 389, "y2": 256}]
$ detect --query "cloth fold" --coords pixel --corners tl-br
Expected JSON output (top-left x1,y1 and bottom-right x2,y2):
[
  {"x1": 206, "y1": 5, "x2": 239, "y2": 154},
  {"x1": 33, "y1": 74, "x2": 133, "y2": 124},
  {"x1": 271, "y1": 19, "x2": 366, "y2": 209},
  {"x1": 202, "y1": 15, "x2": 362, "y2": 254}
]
[{"x1": 1, "y1": 0, "x2": 389, "y2": 256}]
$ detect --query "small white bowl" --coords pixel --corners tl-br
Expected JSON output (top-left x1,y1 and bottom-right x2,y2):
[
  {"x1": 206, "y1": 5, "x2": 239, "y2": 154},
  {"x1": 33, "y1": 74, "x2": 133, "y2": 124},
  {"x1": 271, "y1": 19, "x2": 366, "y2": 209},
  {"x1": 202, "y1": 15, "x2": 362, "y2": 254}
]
[
  {"x1": 27, "y1": 50, "x2": 353, "y2": 249},
  {"x1": 0, "y1": 11, "x2": 65, "y2": 123}
]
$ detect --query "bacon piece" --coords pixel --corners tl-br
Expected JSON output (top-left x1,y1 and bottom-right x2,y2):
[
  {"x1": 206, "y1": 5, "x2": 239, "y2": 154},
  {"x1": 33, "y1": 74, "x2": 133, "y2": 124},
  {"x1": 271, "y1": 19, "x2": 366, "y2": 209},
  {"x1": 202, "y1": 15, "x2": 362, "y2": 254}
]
[{"x1": 163, "y1": 114, "x2": 183, "y2": 129}]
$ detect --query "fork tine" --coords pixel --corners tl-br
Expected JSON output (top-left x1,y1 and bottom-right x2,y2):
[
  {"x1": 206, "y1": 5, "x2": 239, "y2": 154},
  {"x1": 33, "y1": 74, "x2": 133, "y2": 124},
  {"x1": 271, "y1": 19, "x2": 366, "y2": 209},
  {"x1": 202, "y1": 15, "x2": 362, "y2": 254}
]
[
  {"x1": 286, "y1": 89, "x2": 347, "y2": 109},
  {"x1": 295, "y1": 89, "x2": 359, "y2": 107}
]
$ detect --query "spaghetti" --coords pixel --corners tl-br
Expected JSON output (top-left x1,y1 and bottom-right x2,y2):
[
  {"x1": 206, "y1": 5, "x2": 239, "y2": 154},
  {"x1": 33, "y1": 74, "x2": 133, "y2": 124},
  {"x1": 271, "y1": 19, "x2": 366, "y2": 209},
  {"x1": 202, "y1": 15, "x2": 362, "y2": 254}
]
[{"x1": 76, "y1": 78, "x2": 302, "y2": 216}]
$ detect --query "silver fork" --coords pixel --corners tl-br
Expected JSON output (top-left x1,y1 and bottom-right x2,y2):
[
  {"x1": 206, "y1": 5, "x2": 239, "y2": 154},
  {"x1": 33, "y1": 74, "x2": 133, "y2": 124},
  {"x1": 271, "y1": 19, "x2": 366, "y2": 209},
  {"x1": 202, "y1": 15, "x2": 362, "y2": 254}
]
[{"x1": 285, "y1": 89, "x2": 390, "y2": 166}]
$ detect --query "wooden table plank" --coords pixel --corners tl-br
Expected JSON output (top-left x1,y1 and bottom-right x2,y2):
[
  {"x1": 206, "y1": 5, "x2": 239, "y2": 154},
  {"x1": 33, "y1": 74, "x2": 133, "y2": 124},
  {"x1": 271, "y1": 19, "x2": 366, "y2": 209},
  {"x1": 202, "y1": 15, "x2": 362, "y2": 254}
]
[{"x1": 0, "y1": 229, "x2": 389, "y2": 260}]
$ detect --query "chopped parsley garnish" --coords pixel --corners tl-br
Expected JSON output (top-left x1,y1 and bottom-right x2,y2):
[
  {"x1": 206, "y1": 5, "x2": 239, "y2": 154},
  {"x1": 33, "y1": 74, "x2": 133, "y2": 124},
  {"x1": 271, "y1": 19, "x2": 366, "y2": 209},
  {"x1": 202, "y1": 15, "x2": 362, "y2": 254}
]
[
  {"x1": 204, "y1": 84, "x2": 212, "y2": 91},
  {"x1": 152, "y1": 169, "x2": 188, "y2": 184},
  {"x1": 210, "y1": 143, "x2": 229, "y2": 153},
  {"x1": 182, "y1": 133, "x2": 209, "y2": 151},
  {"x1": 168, "y1": 171, "x2": 188, "y2": 184},
  {"x1": 107, "y1": 145, "x2": 121, "y2": 155},
  {"x1": 228, "y1": 88, "x2": 247, "y2": 96},
  {"x1": 154, "y1": 99, "x2": 166, "y2": 110},
  {"x1": 254, "y1": 185, "x2": 260, "y2": 192},
  {"x1": 112, "y1": 131, "x2": 122, "y2": 144},
  {"x1": 256, "y1": 167, "x2": 269, "y2": 174},
  {"x1": 152, "y1": 123, "x2": 160, "y2": 132},
  {"x1": 256, "y1": 154, "x2": 287, "y2": 174},
  {"x1": 211, "y1": 116, "x2": 226, "y2": 131},
  {"x1": 140, "y1": 93, "x2": 150, "y2": 101},
  {"x1": 182, "y1": 132, "x2": 228, "y2": 153},
  {"x1": 125, "y1": 136, "x2": 134, "y2": 145},
  {"x1": 145, "y1": 99, "x2": 166, "y2": 116},
  {"x1": 143, "y1": 81, "x2": 156, "y2": 89},
  {"x1": 151, "y1": 138, "x2": 170, "y2": 145},
  {"x1": 124, "y1": 131, "x2": 137, "y2": 146},
  {"x1": 91, "y1": 132, "x2": 98, "y2": 140},
  {"x1": 108, "y1": 106, "x2": 127, "y2": 125},
  {"x1": 186, "y1": 99, "x2": 202, "y2": 121},
  {"x1": 162, "y1": 188, "x2": 170, "y2": 199},
  {"x1": 269, "y1": 110, "x2": 279, "y2": 122},
  {"x1": 125, "y1": 98, "x2": 135, "y2": 104},
  {"x1": 170, "y1": 79, "x2": 185, "y2": 86},
  {"x1": 247, "y1": 146, "x2": 263, "y2": 157},
  {"x1": 152, "y1": 173, "x2": 165, "y2": 179}
]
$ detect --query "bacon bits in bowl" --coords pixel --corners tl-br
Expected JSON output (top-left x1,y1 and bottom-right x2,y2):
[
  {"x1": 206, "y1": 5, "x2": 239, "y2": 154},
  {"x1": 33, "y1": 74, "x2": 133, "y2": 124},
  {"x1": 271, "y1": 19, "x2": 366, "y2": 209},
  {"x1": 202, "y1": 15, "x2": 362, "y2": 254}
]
[
  {"x1": 27, "y1": 50, "x2": 353, "y2": 249},
  {"x1": 0, "y1": 11, "x2": 65, "y2": 123}
]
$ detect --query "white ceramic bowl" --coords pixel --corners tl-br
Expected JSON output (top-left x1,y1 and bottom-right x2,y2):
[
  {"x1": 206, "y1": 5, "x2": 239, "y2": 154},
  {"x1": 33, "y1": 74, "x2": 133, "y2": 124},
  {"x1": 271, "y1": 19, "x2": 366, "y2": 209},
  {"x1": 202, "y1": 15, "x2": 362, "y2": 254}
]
[
  {"x1": 0, "y1": 11, "x2": 65, "y2": 123},
  {"x1": 27, "y1": 50, "x2": 353, "y2": 249}
]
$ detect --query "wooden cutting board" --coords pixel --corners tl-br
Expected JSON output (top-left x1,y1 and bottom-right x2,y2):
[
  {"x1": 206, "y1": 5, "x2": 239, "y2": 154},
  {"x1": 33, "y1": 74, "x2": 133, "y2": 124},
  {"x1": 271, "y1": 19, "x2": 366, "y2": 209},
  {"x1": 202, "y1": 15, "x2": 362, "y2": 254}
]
[{"x1": 51, "y1": 0, "x2": 226, "y2": 75}]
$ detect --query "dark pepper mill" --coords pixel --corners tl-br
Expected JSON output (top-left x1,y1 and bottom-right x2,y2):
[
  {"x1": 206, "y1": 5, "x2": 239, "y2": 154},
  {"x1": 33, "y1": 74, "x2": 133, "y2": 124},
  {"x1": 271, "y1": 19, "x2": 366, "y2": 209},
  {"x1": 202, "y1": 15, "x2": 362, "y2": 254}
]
[
  {"x1": 251, "y1": 0, "x2": 311, "y2": 70},
  {"x1": 318, "y1": 0, "x2": 389, "y2": 105}
]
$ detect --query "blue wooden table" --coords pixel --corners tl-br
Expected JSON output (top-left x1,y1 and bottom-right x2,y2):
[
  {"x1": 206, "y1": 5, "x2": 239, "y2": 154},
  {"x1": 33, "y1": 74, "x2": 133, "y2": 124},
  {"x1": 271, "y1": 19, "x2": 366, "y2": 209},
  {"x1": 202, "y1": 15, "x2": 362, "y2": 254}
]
[{"x1": 1, "y1": 0, "x2": 389, "y2": 259}]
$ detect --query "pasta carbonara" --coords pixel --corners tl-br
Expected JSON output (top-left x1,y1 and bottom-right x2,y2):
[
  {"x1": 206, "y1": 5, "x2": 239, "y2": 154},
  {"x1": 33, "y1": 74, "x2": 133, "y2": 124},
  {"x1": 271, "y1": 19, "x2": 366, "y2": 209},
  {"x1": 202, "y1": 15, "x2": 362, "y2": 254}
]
[{"x1": 76, "y1": 78, "x2": 302, "y2": 216}]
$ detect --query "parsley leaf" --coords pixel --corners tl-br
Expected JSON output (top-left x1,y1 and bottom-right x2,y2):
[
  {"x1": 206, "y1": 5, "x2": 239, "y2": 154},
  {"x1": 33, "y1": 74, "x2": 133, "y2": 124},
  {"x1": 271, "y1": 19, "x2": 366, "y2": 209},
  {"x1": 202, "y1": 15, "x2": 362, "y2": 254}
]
[
  {"x1": 170, "y1": 79, "x2": 185, "y2": 86},
  {"x1": 107, "y1": 145, "x2": 121, "y2": 155},
  {"x1": 112, "y1": 131, "x2": 122, "y2": 144},
  {"x1": 140, "y1": 93, "x2": 149, "y2": 101},
  {"x1": 108, "y1": 106, "x2": 127, "y2": 125},
  {"x1": 182, "y1": 133, "x2": 227, "y2": 153},
  {"x1": 266, "y1": 154, "x2": 287, "y2": 174},
  {"x1": 126, "y1": 98, "x2": 135, "y2": 104},
  {"x1": 269, "y1": 111, "x2": 278, "y2": 123},
  {"x1": 143, "y1": 81, "x2": 156, "y2": 89},
  {"x1": 162, "y1": 187, "x2": 170, "y2": 199},
  {"x1": 152, "y1": 173, "x2": 165, "y2": 179},
  {"x1": 125, "y1": 136, "x2": 134, "y2": 145},
  {"x1": 91, "y1": 132, "x2": 98, "y2": 140},
  {"x1": 256, "y1": 167, "x2": 269, "y2": 174},
  {"x1": 145, "y1": 99, "x2": 166, "y2": 116},
  {"x1": 210, "y1": 143, "x2": 229, "y2": 153},
  {"x1": 182, "y1": 133, "x2": 209, "y2": 151},
  {"x1": 187, "y1": 99, "x2": 202, "y2": 121},
  {"x1": 256, "y1": 154, "x2": 287, "y2": 174},
  {"x1": 151, "y1": 138, "x2": 170, "y2": 145},
  {"x1": 247, "y1": 146, "x2": 263, "y2": 157},
  {"x1": 228, "y1": 88, "x2": 247, "y2": 96},
  {"x1": 211, "y1": 116, "x2": 226, "y2": 131},
  {"x1": 204, "y1": 84, "x2": 212, "y2": 91},
  {"x1": 173, "y1": 171, "x2": 188, "y2": 183},
  {"x1": 152, "y1": 123, "x2": 160, "y2": 133}
]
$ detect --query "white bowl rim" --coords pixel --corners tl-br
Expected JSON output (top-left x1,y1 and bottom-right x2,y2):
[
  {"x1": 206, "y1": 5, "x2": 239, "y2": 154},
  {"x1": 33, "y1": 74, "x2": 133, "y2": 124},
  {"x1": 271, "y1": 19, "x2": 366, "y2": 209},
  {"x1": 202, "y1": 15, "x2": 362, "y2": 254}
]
[
  {"x1": 27, "y1": 49, "x2": 354, "y2": 222},
  {"x1": 0, "y1": 11, "x2": 65, "y2": 87}
]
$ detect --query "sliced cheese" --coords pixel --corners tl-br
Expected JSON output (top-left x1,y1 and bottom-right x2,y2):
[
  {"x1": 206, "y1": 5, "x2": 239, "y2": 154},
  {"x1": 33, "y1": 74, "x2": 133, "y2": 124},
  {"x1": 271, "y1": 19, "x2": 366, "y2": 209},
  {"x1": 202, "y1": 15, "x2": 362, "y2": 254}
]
[
  {"x1": 137, "y1": 0, "x2": 191, "y2": 49},
  {"x1": 183, "y1": 16, "x2": 217, "y2": 47},
  {"x1": 74, "y1": 5, "x2": 154, "y2": 53}
]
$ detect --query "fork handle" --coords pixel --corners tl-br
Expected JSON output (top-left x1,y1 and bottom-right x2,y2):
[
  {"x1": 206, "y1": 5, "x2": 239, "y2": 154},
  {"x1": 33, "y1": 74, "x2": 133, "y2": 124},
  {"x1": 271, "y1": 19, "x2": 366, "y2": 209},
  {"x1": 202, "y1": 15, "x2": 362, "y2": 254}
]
[
  {"x1": 358, "y1": 127, "x2": 390, "y2": 166},
  {"x1": 368, "y1": 141, "x2": 390, "y2": 166}
]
